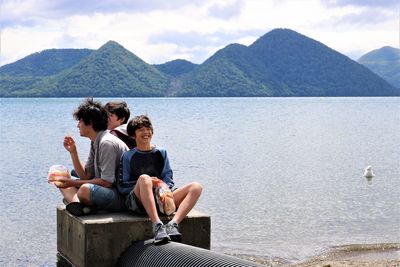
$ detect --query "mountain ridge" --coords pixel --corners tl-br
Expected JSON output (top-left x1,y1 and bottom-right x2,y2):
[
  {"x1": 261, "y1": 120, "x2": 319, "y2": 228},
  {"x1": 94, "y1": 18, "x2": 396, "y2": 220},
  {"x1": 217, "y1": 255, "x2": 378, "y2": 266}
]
[
  {"x1": 357, "y1": 46, "x2": 400, "y2": 88},
  {"x1": 1, "y1": 28, "x2": 398, "y2": 97}
]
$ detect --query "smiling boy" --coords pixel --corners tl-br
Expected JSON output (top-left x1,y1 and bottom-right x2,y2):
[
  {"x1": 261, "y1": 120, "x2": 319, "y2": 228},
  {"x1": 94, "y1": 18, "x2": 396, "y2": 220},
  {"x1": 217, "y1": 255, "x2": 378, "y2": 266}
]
[{"x1": 118, "y1": 115, "x2": 203, "y2": 244}]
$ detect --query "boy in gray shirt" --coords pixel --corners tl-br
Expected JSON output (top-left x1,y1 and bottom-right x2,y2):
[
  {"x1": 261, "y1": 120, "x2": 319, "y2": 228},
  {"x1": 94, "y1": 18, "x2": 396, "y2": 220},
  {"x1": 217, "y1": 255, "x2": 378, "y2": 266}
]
[{"x1": 49, "y1": 98, "x2": 128, "y2": 215}]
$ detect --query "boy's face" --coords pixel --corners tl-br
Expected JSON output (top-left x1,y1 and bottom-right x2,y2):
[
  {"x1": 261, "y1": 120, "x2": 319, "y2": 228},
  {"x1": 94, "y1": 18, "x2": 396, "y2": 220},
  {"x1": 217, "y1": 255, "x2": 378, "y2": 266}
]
[
  {"x1": 77, "y1": 119, "x2": 92, "y2": 137},
  {"x1": 134, "y1": 126, "x2": 153, "y2": 144},
  {"x1": 108, "y1": 113, "x2": 124, "y2": 130}
]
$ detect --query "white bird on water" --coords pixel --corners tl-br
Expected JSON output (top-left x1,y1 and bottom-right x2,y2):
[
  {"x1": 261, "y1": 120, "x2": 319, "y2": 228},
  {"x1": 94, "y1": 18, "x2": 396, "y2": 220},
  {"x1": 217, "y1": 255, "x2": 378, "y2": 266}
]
[{"x1": 363, "y1": 165, "x2": 375, "y2": 178}]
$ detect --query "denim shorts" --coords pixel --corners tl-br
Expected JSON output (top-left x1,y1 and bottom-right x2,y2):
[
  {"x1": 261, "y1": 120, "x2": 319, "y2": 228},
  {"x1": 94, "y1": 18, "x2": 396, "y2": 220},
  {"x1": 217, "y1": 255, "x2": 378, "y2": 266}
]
[
  {"x1": 87, "y1": 185, "x2": 125, "y2": 212},
  {"x1": 125, "y1": 190, "x2": 147, "y2": 215}
]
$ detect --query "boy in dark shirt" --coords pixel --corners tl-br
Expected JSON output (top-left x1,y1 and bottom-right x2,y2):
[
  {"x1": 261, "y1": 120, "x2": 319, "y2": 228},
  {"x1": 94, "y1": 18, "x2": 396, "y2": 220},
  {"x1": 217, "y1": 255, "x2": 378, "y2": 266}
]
[
  {"x1": 104, "y1": 101, "x2": 136, "y2": 149},
  {"x1": 118, "y1": 115, "x2": 203, "y2": 244}
]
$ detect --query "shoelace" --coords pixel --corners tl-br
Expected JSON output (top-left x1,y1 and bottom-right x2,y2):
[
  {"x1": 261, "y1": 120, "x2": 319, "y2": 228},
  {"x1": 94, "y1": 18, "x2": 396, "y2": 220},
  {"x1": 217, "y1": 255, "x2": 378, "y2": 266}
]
[
  {"x1": 154, "y1": 223, "x2": 164, "y2": 234},
  {"x1": 166, "y1": 223, "x2": 179, "y2": 232}
]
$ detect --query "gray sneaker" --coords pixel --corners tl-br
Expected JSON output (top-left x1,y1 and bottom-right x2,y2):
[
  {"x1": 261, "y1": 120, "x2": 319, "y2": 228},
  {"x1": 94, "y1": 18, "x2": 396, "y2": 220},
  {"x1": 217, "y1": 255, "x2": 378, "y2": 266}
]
[
  {"x1": 166, "y1": 222, "x2": 182, "y2": 242},
  {"x1": 152, "y1": 223, "x2": 170, "y2": 245}
]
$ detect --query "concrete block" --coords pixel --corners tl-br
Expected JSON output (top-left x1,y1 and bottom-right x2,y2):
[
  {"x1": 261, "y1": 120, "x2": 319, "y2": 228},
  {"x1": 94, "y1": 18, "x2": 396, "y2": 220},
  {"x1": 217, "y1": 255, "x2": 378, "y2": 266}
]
[{"x1": 57, "y1": 206, "x2": 210, "y2": 267}]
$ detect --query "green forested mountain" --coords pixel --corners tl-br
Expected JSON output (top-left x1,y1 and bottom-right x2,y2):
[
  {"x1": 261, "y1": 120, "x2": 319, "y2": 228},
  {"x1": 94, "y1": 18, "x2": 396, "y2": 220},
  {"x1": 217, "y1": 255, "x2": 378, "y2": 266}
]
[
  {"x1": 45, "y1": 41, "x2": 170, "y2": 97},
  {"x1": 0, "y1": 48, "x2": 93, "y2": 77},
  {"x1": 1, "y1": 29, "x2": 399, "y2": 97},
  {"x1": 178, "y1": 43, "x2": 271, "y2": 96},
  {"x1": 154, "y1": 59, "x2": 198, "y2": 77},
  {"x1": 358, "y1": 46, "x2": 400, "y2": 88},
  {"x1": 0, "y1": 48, "x2": 94, "y2": 97},
  {"x1": 0, "y1": 41, "x2": 170, "y2": 97},
  {"x1": 178, "y1": 29, "x2": 398, "y2": 96}
]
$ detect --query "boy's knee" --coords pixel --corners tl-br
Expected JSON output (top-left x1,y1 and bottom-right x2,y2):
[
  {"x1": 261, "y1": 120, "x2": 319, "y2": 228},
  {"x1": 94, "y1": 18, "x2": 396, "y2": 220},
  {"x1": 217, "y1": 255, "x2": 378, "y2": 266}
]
[
  {"x1": 191, "y1": 182, "x2": 203, "y2": 195},
  {"x1": 138, "y1": 174, "x2": 152, "y2": 185},
  {"x1": 77, "y1": 184, "x2": 91, "y2": 204}
]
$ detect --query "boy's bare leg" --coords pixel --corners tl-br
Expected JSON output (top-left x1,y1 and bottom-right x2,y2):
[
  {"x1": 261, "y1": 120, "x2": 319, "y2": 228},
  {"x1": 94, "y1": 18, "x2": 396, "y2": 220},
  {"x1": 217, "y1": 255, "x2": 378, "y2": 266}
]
[
  {"x1": 134, "y1": 175, "x2": 160, "y2": 223},
  {"x1": 172, "y1": 182, "x2": 203, "y2": 224},
  {"x1": 60, "y1": 187, "x2": 79, "y2": 203}
]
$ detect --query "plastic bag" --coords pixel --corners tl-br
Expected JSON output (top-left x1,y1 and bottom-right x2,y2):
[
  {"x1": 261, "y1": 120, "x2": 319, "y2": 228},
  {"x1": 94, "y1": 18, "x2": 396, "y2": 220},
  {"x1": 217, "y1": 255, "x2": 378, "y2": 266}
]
[
  {"x1": 153, "y1": 178, "x2": 176, "y2": 215},
  {"x1": 47, "y1": 165, "x2": 70, "y2": 187}
]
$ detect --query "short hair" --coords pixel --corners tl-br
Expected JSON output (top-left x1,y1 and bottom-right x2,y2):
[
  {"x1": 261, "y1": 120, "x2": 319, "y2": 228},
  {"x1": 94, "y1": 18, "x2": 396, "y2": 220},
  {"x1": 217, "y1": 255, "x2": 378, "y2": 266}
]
[
  {"x1": 104, "y1": 101, "x2": 131, "y2": 124},
  {"x1": 127, "y1": 115, "x2": 154, "y2": 137},
  {"x1": 73, "y1": 98, "x2": 108, "y2": 131}
]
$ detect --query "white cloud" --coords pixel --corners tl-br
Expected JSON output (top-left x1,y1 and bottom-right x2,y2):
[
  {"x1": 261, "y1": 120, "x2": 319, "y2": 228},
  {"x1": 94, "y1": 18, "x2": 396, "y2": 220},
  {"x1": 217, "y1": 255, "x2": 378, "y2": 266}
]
[
  {"x1": 0, "y1": 0, "x2": 398, "y2": 66},
  {"x1": 1, "y1": 25, "x2": 65, "y2": 65}
]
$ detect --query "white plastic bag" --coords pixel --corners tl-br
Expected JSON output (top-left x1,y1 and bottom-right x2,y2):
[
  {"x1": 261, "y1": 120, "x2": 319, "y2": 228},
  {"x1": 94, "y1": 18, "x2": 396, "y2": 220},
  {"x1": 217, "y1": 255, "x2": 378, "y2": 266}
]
[
  {"x1": 153, "y1": 178, "x2": 176, "y2": 215},
  {"x1": 47, "y1": 165, "x2": 70, "y2": 187}
]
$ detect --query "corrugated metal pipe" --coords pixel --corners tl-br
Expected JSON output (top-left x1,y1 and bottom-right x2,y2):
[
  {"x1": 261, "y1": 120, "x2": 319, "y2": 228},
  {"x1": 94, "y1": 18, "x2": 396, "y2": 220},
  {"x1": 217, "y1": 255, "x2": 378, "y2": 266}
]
[{"x1": 118, "y1": 240, "x2": 265, "y2": 267}]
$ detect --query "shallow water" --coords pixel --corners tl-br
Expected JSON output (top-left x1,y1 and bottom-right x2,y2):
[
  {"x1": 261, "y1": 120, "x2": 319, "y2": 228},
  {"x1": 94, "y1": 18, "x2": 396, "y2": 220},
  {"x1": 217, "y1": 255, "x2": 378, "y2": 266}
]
[{"x1": 0, "y1": 97, "x2": 399, "y2": 266}]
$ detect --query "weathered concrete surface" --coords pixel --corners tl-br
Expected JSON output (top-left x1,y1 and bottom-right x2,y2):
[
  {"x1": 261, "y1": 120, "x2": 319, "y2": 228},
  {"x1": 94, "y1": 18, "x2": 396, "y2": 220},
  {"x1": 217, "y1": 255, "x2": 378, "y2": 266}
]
[{"x1": 57, "y1": 206, "x2": 210, "y2": 267}]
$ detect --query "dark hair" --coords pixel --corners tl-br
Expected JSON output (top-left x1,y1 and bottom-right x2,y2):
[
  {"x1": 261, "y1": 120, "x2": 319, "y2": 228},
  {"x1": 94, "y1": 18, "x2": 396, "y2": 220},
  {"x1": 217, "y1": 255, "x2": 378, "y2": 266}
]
[
  {"x1": 73, "y1": 98, "x2": 108, "y2": 131},
  {"x1": 127, "y1": 115, "x2": 154, "y2": 137},
  {"x1": 104, "y1": 101, "x2": 131, "y2": 124}
]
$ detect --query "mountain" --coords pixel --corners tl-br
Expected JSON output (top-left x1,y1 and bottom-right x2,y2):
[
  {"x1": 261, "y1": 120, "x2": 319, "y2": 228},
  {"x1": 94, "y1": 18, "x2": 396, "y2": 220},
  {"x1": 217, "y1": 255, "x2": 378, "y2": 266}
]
[
  {"x1": 154, "y1": 59, "x2": 198, "y2": 77},
  {"x1": 45, "y1": 41, "x2": 170, "y2": 97},
  {"x1": 177, "y1": 43, "x2": 269, "y2": 96},
  {"x1": 358, "y1": 46, "x2": 400, "y2": 88},
  {"x1": 0, "y1": 48, "x2": 93, "y2": 76},
  {"x1": 0, "y1": 48, "x2": 94, "y2": 97},
  {"x1": 0, "y1": 41, "x2": 170, "y2": 97},
  {"x1": 1, "y1": 29, "x2": 399, "y2": 97},
  {"x1": 177, "y1": 29, "x2": 398, "y2": 96}
]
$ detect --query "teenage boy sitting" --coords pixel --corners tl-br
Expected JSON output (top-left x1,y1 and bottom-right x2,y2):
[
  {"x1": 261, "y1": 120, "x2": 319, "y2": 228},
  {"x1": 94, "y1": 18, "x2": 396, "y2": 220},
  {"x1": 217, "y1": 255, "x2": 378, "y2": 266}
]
[
  {"x1": 118, "y1": 115, "x2": 203, "y2": 244},
  {"x1": 49, "y1": 98, "x2": 128, "y2": 216},
  {"x1": 104, "y1": 101, "x2": 136, "y2": 149}
]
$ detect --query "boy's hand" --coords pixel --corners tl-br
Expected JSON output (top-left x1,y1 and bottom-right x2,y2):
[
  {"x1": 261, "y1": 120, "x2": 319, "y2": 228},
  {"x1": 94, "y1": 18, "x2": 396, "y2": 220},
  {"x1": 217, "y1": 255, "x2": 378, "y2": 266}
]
[
  {"x1": 63, "y1": 135, "x2": 77, "y2": 154},
  {"x1": 52, "y1": 177, "x2": 75, "y2": 188},
  {"x1": 48, "y1": 172, "x2": 70, "y2": 182},
  {"x1": 151, "y1": 177, "x2": 160, "y2": 186}
]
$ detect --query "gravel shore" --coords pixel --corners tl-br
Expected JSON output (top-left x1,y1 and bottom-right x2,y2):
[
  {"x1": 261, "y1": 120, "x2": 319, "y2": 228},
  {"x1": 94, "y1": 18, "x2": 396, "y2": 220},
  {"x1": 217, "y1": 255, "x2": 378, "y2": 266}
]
[
  {"x1": 290, "y1": 243, "x2": 400, "y2": 267},
  {"x1": 235, "y1": 243, "x2": 400, "y2": 267}
]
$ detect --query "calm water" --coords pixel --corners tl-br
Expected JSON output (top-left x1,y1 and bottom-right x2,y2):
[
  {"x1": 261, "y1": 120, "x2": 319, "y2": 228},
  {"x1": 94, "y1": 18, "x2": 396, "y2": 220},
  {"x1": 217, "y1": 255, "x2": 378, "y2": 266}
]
[{"x1": 0, "y1": 97, "x2": 399, "y2": 266}]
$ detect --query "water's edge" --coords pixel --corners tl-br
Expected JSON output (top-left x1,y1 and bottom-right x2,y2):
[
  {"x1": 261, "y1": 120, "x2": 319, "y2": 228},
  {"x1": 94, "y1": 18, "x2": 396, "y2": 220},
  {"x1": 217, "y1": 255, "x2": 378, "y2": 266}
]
[{"x1": 233, "y1": 243, "x2": 400, "y2": 266}]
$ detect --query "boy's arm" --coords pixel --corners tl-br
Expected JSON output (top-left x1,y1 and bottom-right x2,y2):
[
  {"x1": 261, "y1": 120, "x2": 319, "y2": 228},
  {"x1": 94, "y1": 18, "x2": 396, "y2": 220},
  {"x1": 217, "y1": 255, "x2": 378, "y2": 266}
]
[
  {"x1": 160, "y1": 148, "x2": 174, "y2": 188},
  {"x1": 69, "y1": 150, "x2": 93, "y2": 180},
  {"x1": 121, "y1": 152, "x2": 132, "y2": 184},
  {"x1": 64, "y1": 135, "x2": 92, "y2": 180},
  {"x1": 56, "y1": 177, "x2": 112, "y2": 188},
  {"x1": 116, "y1": 151, "x2": 135, "y2": 195}
]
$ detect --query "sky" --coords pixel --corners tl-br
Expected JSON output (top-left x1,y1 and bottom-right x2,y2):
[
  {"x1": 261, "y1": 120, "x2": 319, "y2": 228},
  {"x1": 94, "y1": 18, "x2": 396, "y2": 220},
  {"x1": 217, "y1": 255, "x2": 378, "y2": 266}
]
[{"x1": 0, "y1": 0, "x2": 399, "y2": 67}]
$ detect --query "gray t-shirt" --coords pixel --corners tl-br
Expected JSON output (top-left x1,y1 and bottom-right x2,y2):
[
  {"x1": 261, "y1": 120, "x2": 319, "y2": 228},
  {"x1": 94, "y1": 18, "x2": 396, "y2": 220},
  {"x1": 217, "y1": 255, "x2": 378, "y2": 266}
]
[{"x1": 85, "y1": 130, "x2": 128, "y2": 183}]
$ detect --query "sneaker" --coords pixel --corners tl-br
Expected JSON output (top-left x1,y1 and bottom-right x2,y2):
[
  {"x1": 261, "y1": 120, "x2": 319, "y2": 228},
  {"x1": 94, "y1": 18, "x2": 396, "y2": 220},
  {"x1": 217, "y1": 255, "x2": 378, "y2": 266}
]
[
  {"x1": 66, "y1": 202, "x2": 97, "y2": 216},
  {"x1": 152, "y1": 223, "x2": 170, "y2": 245},
  {"x1": 166, "y1": 222, "x2": 182, "y2": 242}
]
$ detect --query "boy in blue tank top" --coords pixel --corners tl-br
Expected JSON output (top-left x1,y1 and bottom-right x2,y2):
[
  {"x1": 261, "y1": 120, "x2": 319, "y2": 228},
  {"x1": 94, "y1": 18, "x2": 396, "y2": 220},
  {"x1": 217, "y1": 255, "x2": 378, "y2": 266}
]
[{"x1": 118, "y1": 115, "x2": 203, "y2": 245}]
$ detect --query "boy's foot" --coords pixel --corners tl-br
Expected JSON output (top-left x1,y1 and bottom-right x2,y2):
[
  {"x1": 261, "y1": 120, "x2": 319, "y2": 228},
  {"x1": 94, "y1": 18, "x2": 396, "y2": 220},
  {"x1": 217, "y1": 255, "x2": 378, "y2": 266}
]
[
  {"x1": 166, "y1": 222, "x2": 182, "y2": 242},
  {"x1": 153, "y1": 223, "x2": 170, "y2": 245},
  {"x1": 66, "y1": 202, "x2": 96, "y2": 216}
]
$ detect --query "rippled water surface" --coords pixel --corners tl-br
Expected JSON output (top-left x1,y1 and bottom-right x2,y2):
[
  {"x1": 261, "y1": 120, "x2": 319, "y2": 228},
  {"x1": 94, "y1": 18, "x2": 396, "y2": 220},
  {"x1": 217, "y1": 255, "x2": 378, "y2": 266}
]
[{"x1": 0, "y1": 97, "x2": 399, "y2": 266}]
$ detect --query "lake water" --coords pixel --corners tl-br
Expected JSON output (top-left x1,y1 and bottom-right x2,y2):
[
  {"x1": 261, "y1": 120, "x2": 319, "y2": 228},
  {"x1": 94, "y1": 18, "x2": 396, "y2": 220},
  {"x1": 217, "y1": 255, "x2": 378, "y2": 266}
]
[{"x1": 0, "y1": 97, "x2": 399, "y2": 266}]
